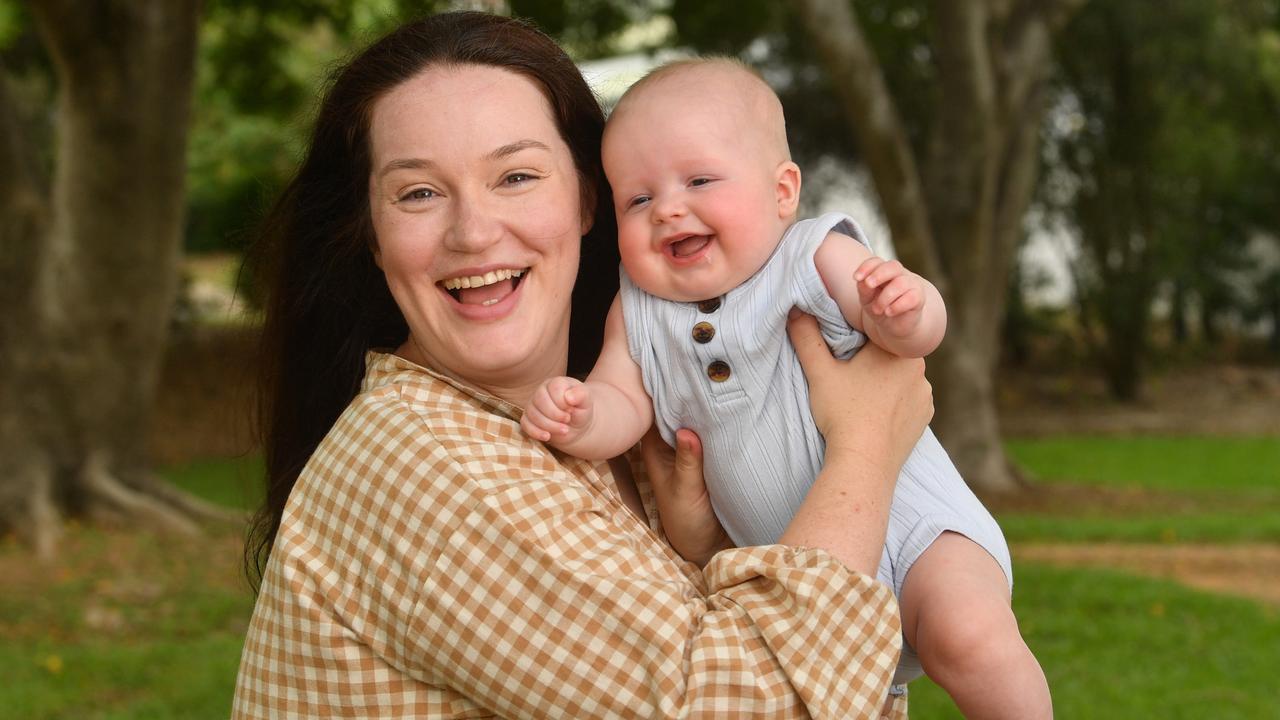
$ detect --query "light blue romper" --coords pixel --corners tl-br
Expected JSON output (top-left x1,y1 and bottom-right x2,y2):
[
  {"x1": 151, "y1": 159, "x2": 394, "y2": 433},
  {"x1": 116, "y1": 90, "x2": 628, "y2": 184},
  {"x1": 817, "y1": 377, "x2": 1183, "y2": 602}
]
[{"x1": 621, "y1": 212, "x2": 1012, "y2": 685}]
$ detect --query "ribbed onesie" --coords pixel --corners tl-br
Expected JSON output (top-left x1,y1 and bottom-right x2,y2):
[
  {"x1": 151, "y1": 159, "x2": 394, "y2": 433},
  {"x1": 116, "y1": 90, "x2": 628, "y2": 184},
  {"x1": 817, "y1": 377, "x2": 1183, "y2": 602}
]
[{"x1": 620, "y1": 212, "x2": 1012, "y2": 684}]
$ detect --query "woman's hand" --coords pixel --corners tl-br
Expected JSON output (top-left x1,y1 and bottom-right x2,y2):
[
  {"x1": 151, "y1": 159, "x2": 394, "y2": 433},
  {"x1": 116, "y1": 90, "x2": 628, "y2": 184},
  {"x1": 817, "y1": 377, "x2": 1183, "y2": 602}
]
[
  {"x1": 788, "y1": 310, "x2": 933, "y2": 469},
  {"x1": 640, "y1": 426, "x2": 733, "y2": 567},
  {"x1": 778, "y1": 310, "x2": 934, "y2": 575}
]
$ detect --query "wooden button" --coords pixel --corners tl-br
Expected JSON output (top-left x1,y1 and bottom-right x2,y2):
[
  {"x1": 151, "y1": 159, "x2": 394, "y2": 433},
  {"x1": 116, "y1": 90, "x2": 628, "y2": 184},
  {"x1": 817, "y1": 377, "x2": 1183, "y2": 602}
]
[
  {"x1": 706, "y1": 360, "x2": 731, "y2": 382},
  {"x1": 697, "y1": 297, "x2": 721, "y2": 313},
  {"x1": 691, "y1": 322, "x2": 715, "y2": 344}
]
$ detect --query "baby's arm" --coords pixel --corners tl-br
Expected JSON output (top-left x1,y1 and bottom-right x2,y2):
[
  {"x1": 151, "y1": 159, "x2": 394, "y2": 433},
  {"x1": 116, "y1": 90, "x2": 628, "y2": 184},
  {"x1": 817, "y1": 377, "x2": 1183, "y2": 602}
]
[
  {"x1": 814, "y1": 230, "x2": 947, "y2": 358},
  {"x1": 521, "y1": 295, "x2": 653, "y2": 460}
]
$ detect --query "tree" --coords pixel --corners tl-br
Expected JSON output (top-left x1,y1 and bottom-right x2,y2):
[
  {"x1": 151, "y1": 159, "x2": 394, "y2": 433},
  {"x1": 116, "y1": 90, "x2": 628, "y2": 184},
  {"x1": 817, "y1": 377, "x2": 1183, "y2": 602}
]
[
  {"x1": 1042, "y1": 0, "x2": 1280, "y2": 397},
  {"x1": 787, "y1": 1, "x2": 1085, "y2": 492},
  {"x1": 0, "y1": 0, "x2": 223, "y2": 558},
  {"x1": 659, "y1": 1, "x2": 1084, "y2": 493}
]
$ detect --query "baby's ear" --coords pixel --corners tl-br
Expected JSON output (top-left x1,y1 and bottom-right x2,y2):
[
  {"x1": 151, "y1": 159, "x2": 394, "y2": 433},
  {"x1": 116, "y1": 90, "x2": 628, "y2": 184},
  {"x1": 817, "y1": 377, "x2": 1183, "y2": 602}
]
[{"x1": 775, "y1": 161, "x2": 801, "y2": 218}]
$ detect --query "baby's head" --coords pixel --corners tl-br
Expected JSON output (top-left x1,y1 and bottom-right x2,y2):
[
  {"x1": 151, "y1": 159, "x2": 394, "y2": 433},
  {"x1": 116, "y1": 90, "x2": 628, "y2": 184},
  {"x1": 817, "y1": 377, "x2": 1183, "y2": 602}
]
[{"x1": 603, "y1": 58, "x2": 801, "y2": 303}]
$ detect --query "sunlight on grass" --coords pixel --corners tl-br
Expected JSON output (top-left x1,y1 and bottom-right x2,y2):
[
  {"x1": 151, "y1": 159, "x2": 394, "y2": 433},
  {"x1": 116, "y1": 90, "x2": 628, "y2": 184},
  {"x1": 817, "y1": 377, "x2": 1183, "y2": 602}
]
[
  {"x1": 908, "y1": 564, "x2": 1280, "y2": 719},
  {"x1": 1001, "y1": 436, "x2": 1280, "y2": 543},
  {"x1": 1007, "y1": 435, "x2": 1280, "y2": 490},
  {"x1": 1000, "y1": 510, "x2": 1280, "y2": 544}
]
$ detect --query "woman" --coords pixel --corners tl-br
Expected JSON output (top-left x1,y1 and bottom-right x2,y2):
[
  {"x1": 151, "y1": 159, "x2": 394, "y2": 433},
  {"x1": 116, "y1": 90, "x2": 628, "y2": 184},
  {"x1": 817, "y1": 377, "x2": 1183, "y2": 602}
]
[{"x1": 235, "y1": 11, "x2": 933, "y2": 718}]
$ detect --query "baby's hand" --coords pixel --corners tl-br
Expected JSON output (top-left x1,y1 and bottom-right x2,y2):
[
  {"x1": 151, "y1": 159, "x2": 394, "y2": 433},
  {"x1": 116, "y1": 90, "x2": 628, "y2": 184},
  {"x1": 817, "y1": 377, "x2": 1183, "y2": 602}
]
[
  {"x1": 521, "y1": 376, "x2": 594, "y2": 444},
  {"x1": 855, "y1": 257, "x2": 926, "y2": 336}
]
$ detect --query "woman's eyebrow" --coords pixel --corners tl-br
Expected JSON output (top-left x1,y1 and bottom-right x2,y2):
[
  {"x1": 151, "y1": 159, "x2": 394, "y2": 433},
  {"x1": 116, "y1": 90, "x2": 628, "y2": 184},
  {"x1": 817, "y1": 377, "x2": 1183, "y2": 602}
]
[
  {"x1": 378, "y1": 157, "x2": 435, "y2": 178},
  {"x1": 487, "y1": 139, "x2": 550, "y2": 160},
  {"x1": 377, "y1": 140, "x2": 551, "y2": 179}
]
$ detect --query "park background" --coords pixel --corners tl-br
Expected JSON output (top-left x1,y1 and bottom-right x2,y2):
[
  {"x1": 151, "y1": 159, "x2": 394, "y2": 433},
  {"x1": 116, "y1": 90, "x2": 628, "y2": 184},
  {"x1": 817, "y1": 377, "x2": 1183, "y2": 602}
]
[{"x1": 1, "y1": 0, "x2": 1278, "y2": 717}]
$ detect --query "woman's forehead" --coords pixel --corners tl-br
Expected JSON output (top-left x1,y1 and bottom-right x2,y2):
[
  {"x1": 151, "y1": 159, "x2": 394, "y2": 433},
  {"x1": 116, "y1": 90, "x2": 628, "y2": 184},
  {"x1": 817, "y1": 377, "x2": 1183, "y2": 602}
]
[{"x1": 369, "y1": 65, "x2": 561, "y2": 164}]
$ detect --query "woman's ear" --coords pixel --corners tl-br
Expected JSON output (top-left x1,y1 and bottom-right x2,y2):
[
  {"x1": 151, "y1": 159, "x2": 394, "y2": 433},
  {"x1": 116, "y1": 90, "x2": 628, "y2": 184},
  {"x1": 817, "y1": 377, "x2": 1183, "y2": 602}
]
[{"x1": 775, "y1": 161, "x2": 801, "y2": 218}]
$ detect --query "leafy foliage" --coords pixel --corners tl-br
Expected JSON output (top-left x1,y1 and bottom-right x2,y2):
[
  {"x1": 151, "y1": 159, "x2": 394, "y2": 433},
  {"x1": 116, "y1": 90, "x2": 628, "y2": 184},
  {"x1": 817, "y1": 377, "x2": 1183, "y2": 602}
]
[{"x1": 1042, "y1": 0, "x2": 1280, "y2": 397}]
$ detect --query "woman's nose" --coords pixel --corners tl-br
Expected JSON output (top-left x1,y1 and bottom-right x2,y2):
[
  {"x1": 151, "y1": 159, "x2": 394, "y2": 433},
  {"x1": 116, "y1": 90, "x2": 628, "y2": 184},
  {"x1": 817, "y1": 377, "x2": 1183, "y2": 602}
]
[{"x1": 444, "y1": 196, "x2": 503, "y2": 253}]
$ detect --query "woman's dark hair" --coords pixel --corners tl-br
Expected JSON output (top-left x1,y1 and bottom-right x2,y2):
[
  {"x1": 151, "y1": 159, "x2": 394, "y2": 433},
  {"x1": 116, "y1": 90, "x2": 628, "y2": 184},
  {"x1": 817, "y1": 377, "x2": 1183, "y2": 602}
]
[{"x1": 245, "y1": 11, "x2": 618, "y2": 586}]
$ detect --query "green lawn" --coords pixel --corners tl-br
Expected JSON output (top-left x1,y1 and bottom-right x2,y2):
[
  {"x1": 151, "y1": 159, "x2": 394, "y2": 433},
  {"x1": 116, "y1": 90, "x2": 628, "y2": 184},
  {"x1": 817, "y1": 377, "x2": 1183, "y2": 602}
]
[
  {"x1": 1001, "y1": 434, "x2": 1280, "y2": 543},
  {"x1": 163, "y1": 455, "x2": 263, "y2": 511},
  {"x1": 1007, "y1": 435, "x2": 1280, "y2": 490},
  {"x1": 908, "y1": 563, "x2": 1280, "y2": 719},
  {"x1": 1, "y1": 439, "x2": 1277, "y2": 718}
]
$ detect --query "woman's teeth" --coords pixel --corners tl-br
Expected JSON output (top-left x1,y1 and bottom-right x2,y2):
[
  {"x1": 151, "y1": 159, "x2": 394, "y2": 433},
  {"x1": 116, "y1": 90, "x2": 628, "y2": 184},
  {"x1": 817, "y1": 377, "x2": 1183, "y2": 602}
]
[{"x1": 442, "y1": 267, "x2": 525, "y2": 291}]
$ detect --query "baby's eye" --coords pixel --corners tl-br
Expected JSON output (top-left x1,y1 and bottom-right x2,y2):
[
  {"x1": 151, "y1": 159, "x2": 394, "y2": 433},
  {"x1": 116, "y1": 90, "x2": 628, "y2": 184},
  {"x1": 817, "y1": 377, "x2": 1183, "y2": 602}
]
[
  {"x1": 627, "y1": 195, "x2": 651, "y2": 209},
  {"x1": 397, "y1": 187, "x2": 438, "y2": 203},
  {"x1": 689, "y1": 177, "x2": 713, "y2": 187}
]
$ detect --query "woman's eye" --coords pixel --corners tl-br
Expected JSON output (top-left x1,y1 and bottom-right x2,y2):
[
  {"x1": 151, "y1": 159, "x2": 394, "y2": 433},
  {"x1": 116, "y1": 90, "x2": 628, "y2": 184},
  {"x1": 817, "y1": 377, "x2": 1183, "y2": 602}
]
[
  {"x1": 503, "y1": 172, "x2": 538, "y2": 186},
  {"x1": 398, "y1": 187, "x2": 438, "y2": 203}
]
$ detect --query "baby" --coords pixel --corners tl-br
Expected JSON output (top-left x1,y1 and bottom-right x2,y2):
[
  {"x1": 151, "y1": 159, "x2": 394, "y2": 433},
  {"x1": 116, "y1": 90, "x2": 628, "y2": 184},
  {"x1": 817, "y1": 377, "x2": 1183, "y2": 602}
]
[{"x1": 523, "y1": 58, "x2": 1050, "y2": 718}]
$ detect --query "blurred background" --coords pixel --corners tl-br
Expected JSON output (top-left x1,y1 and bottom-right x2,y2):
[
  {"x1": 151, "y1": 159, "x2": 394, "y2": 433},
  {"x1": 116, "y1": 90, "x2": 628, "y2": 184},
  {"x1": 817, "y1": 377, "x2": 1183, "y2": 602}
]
[{"x1": 1, "y1": 0, "x2": 1277, "y2": 717}]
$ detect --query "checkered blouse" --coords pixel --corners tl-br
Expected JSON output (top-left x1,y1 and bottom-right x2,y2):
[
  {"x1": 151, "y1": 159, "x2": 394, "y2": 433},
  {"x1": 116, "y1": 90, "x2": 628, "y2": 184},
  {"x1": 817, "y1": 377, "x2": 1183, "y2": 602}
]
[{"x1": 232, "y1": 351, "x2": 907, "y2": 718}]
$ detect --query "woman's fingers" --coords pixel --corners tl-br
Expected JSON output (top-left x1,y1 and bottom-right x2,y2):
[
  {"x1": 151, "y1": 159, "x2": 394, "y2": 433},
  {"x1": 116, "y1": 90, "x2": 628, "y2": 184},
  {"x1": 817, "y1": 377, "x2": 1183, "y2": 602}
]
[
  {"x1": 639, "y1": 425, "x2": 674, "y2": 485},
  {"x1": 788, "y1": 309, "x2": 933, "y2": 457},
  {"x1": 641, "y1": 426, "x2": 703, "y2": 499},
  {"x1": 641, "y1": 426, "x2": 729, "y2": 566},
  {"x1": 670, "y1": 428, "x2": 704, "y2": 493},
  {"x1": 787, "y1": 309, "x2": 833, "y2": 372}
]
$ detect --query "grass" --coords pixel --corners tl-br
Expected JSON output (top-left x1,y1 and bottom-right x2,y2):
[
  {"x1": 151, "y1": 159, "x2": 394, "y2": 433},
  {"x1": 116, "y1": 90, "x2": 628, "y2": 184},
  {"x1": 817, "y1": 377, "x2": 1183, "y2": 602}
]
[
  {"x1": 998, "y1": 509, "x2": 1280, "y2": 544},
  {"x1": 1, "y1": 437, "x2": 1277, "y2": 717},
  {"x1": 1007, "y1": 435, "x2": 1280, "y2": 490},
  {"x1": 907, "y1": 563, "x2": 1280, "y2": 719},
  {"x1": 0, "y1": 459, "x2": 258, "y2": 720},
  {"x1": 1000, "y1": 435, "x2": 1280, "y2": 543},
  {"x1": 164, "y1": 455, "x2": 263, "y2": 512}
]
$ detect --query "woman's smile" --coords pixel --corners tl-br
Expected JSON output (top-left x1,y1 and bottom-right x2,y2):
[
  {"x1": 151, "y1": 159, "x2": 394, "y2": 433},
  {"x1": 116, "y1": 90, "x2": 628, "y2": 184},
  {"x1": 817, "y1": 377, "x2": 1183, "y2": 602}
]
[{"x1": 439, "y1": 266, "x2": 527, "y2": 305}]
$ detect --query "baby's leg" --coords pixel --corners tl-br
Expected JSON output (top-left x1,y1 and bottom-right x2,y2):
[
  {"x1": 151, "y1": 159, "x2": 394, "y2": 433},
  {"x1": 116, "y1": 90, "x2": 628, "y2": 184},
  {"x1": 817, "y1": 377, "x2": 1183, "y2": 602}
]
[{"x1": 899, "y1": 531, "x2": 1051, "y2": 719}]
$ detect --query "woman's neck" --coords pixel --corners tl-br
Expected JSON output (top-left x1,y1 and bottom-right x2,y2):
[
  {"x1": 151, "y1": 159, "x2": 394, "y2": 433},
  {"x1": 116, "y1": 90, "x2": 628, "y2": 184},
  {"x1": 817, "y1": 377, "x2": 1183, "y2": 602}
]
[{"x1": 395, "y1": 339, "x2": 565, "y2": 409}]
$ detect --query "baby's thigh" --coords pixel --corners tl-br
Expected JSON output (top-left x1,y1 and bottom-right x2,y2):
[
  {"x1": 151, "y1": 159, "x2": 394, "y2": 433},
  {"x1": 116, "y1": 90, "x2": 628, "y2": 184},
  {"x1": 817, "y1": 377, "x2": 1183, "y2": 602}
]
[{"x1": 897, "y1": 531, "x2": 1013, "y2": 651}]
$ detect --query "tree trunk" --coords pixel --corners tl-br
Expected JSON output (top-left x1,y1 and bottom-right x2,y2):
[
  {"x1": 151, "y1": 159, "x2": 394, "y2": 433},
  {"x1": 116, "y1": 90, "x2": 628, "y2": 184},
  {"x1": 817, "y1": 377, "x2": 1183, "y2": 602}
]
[
  {"x1": 796, "y1": 0, "x2": 1085, "y2": 494},
  {"x1": 0, "y1": 0, "x2": 232, "y2": 558}
]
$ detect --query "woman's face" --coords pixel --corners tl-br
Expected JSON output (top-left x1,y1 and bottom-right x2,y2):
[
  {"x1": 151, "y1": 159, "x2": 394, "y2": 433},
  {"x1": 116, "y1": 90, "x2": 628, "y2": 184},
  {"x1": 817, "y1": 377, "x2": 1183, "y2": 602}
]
[{"x1": 368, "y1": 64, "x2": 588, "y2": 403}]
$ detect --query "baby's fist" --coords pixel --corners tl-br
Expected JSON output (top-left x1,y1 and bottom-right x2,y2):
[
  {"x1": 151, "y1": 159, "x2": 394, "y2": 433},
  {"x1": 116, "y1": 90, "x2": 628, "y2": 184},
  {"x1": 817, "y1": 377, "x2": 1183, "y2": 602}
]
[
  {"x1": 521, "y1": 376, "x2": 592, "y2": 443},
  {"x1": 855, "y1": 257, "x2": 925, "y2": 324}
]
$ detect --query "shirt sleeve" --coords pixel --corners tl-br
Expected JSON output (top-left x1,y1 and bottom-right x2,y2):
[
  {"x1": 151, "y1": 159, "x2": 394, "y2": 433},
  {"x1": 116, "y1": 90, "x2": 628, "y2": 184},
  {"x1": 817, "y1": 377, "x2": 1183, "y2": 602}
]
[
  {"x1": 390, "y1": 434, "x2": 903, "y2": 718},
  {"x1": 789, "y1": 212, "x2": 871, "y2": 361}
]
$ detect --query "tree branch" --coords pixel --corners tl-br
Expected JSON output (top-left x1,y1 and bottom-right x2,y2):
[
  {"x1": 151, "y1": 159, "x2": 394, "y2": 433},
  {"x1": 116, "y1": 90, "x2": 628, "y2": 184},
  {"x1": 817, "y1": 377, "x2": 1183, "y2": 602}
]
[
  {"x1": 0, "y1": 67, "x2": 44, "y2": 219},
  {"x1": 0, "y1": 63, "x2": 51, "y2": 365},
  {"x1": 923, "y1": 0, "x2": 1001, "y2": 282},
  {"x1": 83, "y1": 457, "x2": 201, "y2": 536},
  {"x1": 793, "y1": 0, "x2": 943, "y2": 287},
  {"x1": 1002, "y1": 0, "x2": 1087, "y2": 118},
  {"x1": 930, "y1": 1, "x2": 996, "y2": 129}
]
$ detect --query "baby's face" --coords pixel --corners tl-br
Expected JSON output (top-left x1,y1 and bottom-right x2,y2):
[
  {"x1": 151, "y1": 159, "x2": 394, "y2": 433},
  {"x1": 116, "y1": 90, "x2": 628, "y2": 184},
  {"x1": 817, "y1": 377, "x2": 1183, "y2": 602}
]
[{"x1": 603, "y1": 80, "x2": 794, "y2": 303}]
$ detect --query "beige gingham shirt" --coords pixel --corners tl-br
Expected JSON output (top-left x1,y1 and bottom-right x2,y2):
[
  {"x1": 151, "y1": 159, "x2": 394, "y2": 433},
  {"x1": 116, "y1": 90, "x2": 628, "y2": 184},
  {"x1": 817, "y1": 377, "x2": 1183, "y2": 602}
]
[{"x1": 233, "y1": 351, "x2": 907, "y2": 718}]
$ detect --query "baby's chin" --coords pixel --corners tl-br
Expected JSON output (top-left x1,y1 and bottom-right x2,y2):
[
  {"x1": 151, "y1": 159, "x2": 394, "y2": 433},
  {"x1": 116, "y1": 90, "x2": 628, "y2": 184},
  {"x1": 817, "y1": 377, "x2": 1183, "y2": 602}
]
[
  {"x1": 648, "y1": 277, "x2": 743, "y2": 305},
  {"x1": 622, "y1": 256, "x2": 752, "y2": 304}
]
